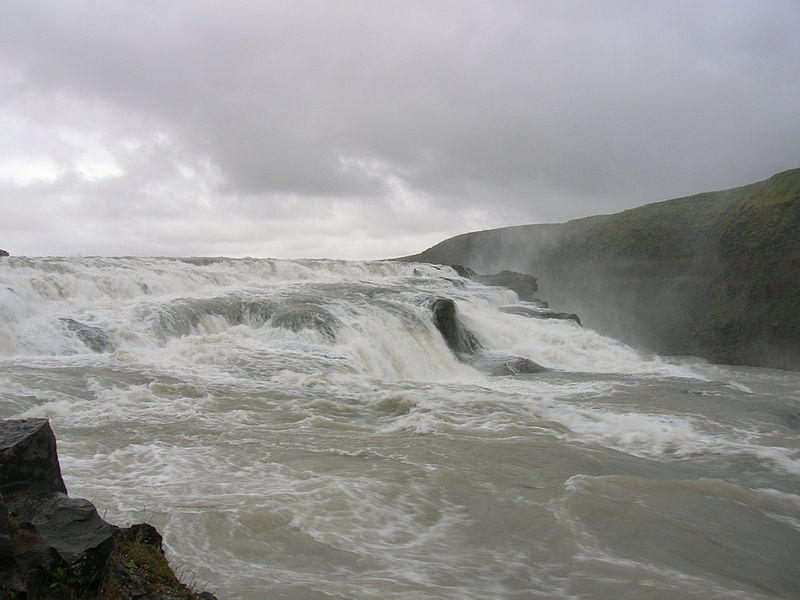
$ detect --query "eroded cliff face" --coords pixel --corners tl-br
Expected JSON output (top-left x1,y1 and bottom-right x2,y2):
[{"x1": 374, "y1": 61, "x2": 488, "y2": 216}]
[
  {"x1": 405, "y1": 168, "x2": 800, "y2": 370},
  {"x1": 696, "y1": 189, "x2": 800, "y2": 368}
]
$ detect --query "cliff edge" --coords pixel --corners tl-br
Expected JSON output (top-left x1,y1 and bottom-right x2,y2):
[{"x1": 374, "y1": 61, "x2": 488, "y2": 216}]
[{"x1": 404, "y1": 168, "x2": 800, "y2": 370}]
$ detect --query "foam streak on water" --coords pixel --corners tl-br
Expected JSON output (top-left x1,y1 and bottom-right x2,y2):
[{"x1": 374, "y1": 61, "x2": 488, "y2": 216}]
[{"x1": 1, "y1": 256, "x2": 799, "y2": 599}]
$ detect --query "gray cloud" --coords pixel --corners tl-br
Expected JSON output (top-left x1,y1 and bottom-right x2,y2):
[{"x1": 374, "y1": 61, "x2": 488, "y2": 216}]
[{"x1": 1, "y1": 0, "x2": 799, "y2": 257}]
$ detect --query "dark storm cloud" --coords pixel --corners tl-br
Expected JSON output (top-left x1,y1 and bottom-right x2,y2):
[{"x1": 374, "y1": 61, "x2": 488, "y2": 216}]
[{"x1": 1, "y1": 0, "x2": 799, "y2": 257}]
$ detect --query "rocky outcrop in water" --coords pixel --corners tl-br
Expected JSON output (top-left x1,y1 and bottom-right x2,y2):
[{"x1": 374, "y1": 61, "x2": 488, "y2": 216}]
[
  {"x1": 472, "y1": 271, "x2": 539, "y2": 302},
  {"x1": 499, "y1": 305, "x2": 581, "y2": 326},
  {"x1": 271, "y1": 302, "x2": 339, "y2": 341},
  {"x1": 60, "y1": 318, "x2": 110, "y2": 353},
  {"x1": 445, "y1": 266, "x2": 542, "y2": 304},
  {"x1": 0, "y1": 419, "x2": 217, "y2": 600},
  {"x1": 446, "y1": 267, "x2": 575, "y2": 320},
  {"x1": 429, "y1": 298, "x2": 546, "y2": 375},
  {"x1": 469, "y1": 353, "x2": 547, "y2": 376},
  {"x1": 0, "y1": 249, "x2": 8, "y2": 257},
  {"x1": 430, "y1": 298, "x2": 481, "y2": 355},
  {"x1": 406, "y1": 168, "x2": 800, "y2": 371}
]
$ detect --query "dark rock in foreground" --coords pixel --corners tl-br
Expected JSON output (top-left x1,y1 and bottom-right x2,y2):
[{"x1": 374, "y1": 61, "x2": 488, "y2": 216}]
[
  {"x1": 10, "y1": 492, "x2": 114, "y2": 563},
  {"x1": 0, "y1": 419, "x2": 217, "y2": 600},
  {"x1": 0, "y1": 249, "x2": 8, "y2": 257},
  {"x1": 1, "y1": 419, "x2": 67, "y2": 497}
]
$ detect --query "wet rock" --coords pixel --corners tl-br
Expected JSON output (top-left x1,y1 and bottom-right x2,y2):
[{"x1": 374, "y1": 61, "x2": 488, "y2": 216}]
[
  {"x1": 271, "y1": 302, "x2": 339, "y2": 341},
  {"x1": 499, "y1": 305, "x2": 581, "y2": 326},
  {"x1": 428, "y1": 297, "x2": 548, "y2": 376},
  {"x1": 472, "y1": 270, "x2": 538, "y2": 301},
  {"x1": 150, "y1": 295, "x2": 275, "y2": 341},
  {"x1": 0, "y1": 419, "x2": 218, "y2": 600},
  {"x1": 0, "y1": 419, "x2": 67, "y2": 497},
  {"x1": 1, "y1": 420, "x2": 113, "y2": 597},
  {"x1": 446, "y1": 265, "x2": 548, "y2": 304},
  {"x1": 527, "y1": 297, "x2": 549, "y2": 309},
  {"x1": 61, "y1": 317, "x2": 110, "y2": 353},
  {"x1": 0, "y1": 500, "x2": 30, "y2": 594},
  {"x1": 469, "y1": 353, "x2": 547, "y2": 376},
  {"x1": 449, "y1": 264, "x2": 476, "y2": 278},
  {"x1": 430, "y1": 298, "x2": 481, "y2": 355},
  {"x1": 0, "y1": 249, "x2": 8, "y2": 257},
  {"x1": 6, "y1": 494, "x2": 115, "y2": 596},
  {"x1": 22, "y1": 494, "x2": 114, "y2": 565}
]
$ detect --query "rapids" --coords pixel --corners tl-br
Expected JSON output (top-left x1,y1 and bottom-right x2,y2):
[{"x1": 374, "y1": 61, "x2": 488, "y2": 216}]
[{"x1": 1, "y1": 256, "x2": 799, "y2": 599}]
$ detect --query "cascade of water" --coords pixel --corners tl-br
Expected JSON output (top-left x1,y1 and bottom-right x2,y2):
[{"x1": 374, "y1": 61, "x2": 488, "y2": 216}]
[
  {"x1": 0, "y1": 256, "x2": 676, "y2": 379},
  {"x1": 3, "y1": 257, "x2": 799, "y2": 600}
]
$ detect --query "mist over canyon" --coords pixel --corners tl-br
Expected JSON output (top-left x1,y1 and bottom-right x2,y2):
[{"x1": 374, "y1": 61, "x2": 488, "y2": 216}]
[{"x1": 404, "y1": 168, "x2": 800, "y2": 371}]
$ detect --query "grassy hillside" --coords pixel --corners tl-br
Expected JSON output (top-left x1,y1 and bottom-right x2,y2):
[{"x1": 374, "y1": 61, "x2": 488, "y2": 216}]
[{"x1": 406, "y1": 168, "x2": 800, "y2": 370}]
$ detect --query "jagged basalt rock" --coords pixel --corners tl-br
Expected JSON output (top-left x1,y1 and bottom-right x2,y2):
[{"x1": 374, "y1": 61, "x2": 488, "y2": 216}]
[
  {"x1": 0, "y1": 419, "x2": 67, "y2": 497},
  {"x1": 25, "y1": 494, "x2": 114, "y2": 565},
  {"x1": 0, "y1": 419, "x2": 217, "y2": 600}
]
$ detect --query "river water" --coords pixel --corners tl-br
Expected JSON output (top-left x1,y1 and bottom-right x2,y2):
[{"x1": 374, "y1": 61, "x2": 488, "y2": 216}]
[{"x1": 1, "y1": 256, "x2": 799, "y2": 599}]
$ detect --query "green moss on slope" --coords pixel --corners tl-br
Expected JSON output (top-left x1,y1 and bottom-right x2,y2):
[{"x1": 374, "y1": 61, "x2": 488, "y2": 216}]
[
  {"x1": 696, "y1": 179, "x2": 800, "y2": 366},
  {"x1": 406, "y1": 168, "x2": 800, "y2": 369}
]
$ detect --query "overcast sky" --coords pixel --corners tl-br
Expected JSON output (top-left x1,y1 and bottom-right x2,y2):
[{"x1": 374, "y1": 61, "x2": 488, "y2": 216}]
[{"x1": 2, "y1": 0, "x2": 799, "y2": 259}]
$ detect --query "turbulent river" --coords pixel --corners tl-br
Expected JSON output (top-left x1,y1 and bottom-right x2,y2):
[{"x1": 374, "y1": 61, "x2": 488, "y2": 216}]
[{"x1": 1, "y1": 256, "x2": 799, "y2": 600}]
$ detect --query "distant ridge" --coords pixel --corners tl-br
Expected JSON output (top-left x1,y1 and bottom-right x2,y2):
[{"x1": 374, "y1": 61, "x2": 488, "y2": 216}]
[{"x1": 403, "y1": 168, "x2": 800, "y2": 370}]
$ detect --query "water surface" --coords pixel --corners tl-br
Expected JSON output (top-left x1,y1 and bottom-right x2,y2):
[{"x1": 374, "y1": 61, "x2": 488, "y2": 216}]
[{"x1": 1, "y1": 257, "x2": 798, "y2": 599}]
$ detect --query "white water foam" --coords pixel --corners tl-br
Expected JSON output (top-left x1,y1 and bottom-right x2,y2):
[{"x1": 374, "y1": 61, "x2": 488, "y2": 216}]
[{"x1": 4, "y1": 257, "x2": 800, "y2": 600}]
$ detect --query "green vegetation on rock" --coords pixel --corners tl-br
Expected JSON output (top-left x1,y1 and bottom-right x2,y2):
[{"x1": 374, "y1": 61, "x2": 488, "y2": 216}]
[
  {"x1": 405, "y1": 168, "x2": 800, "y2": 370},
  {"x1": 97, "y1": 524, "x2": 209, "y2": 600}
]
